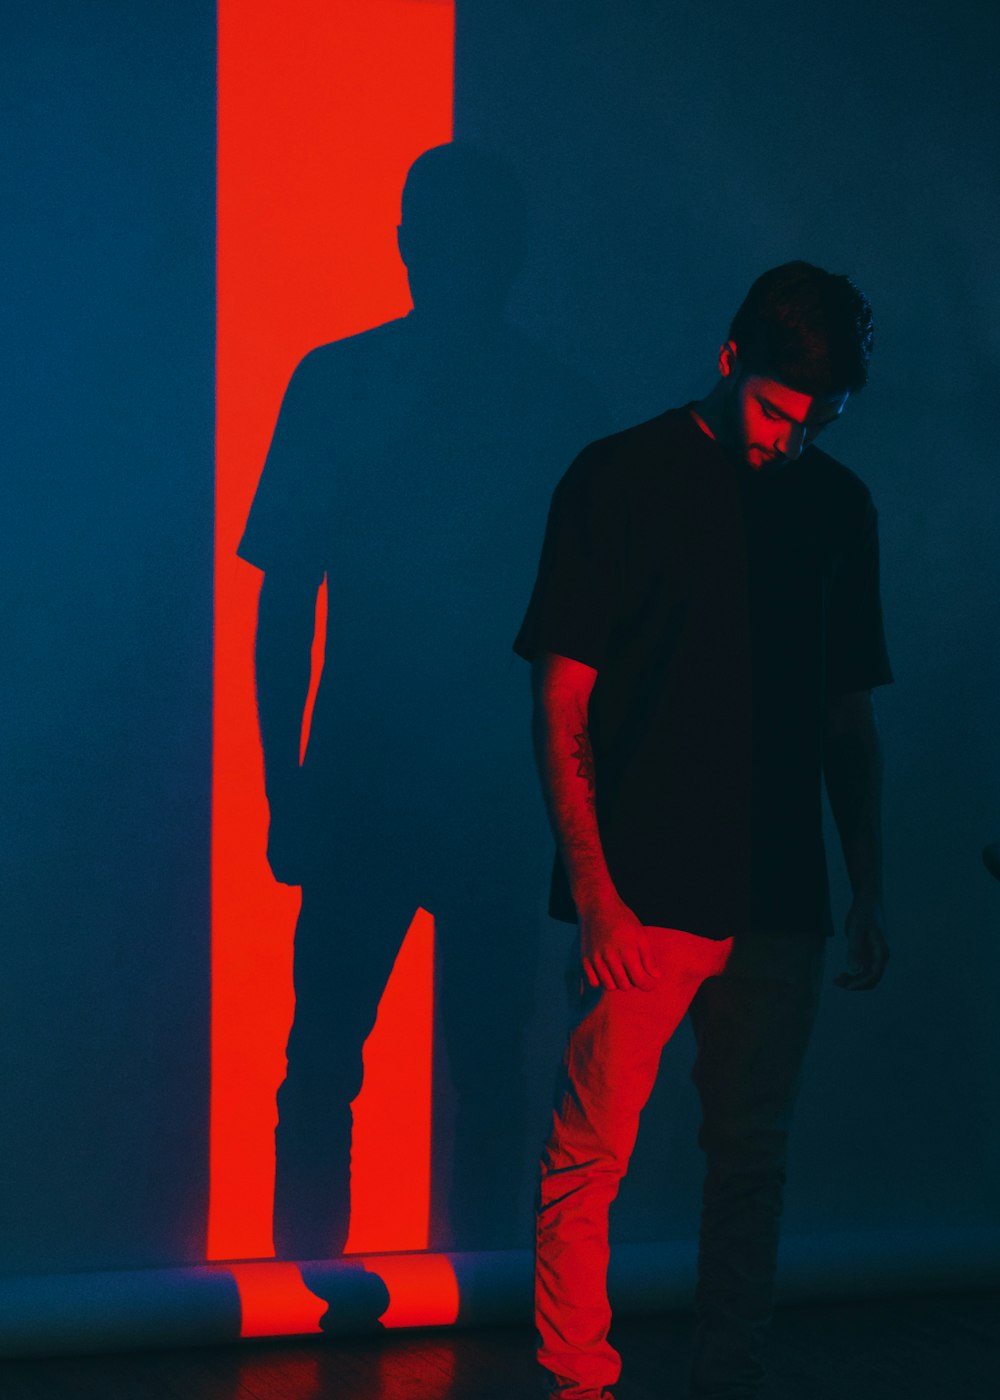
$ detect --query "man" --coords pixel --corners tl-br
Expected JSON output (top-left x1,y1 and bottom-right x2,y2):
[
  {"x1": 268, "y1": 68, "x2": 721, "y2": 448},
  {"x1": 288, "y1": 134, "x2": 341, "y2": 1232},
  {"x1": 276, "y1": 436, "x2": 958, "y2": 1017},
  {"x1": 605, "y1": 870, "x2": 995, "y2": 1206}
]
[
  {"x1": 238, "y1": 143, "x2": 604, "y2": 1260},
  {"x1": 514, "y1": 262, "x2": 892, "y2": 1399}
]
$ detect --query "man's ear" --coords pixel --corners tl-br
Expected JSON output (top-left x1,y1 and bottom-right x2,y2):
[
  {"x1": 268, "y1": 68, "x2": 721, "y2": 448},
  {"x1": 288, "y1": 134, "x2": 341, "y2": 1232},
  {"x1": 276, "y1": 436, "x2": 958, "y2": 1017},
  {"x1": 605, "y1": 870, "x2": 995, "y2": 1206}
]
[{"x1": 718, "y1": 339, "x2": 739, "y2": 378}]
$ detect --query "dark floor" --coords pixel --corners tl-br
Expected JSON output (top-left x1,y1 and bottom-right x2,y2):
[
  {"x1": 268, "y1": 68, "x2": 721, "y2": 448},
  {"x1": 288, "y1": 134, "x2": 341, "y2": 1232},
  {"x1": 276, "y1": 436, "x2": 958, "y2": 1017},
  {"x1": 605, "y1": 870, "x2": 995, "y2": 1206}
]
[{"x1": 0, "y1": 1288, "x2": 997, "y2": 1400}]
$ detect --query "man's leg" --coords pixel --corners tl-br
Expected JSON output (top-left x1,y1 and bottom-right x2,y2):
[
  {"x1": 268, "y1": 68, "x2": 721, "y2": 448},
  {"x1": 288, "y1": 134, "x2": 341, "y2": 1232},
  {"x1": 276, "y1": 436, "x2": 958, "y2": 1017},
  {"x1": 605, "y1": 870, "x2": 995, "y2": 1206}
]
[
  {"x1": 687, "y1": 935, "x2": 825, "y2": 1399},
  {"x1": 537, "y1": 929, "x2": 731, "y2": 1400}
]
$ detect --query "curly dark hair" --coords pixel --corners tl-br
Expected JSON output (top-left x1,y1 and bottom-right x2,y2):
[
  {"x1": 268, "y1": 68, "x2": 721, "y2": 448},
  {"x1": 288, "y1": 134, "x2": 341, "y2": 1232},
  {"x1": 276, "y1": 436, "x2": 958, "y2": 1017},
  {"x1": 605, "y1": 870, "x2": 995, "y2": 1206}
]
[{"x1": 728, "y1": 261, "x2": 874, "y2": 395}]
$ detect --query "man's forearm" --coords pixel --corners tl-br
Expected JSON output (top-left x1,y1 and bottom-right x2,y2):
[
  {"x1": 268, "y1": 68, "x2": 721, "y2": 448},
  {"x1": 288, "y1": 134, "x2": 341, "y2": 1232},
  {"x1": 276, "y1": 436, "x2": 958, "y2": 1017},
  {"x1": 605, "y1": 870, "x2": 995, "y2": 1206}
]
[
  {"x1": 531, "y1": 662, "x2": 619, "y2": 912},
  {"x1": 823, "y1": 706, "x2": 885, "y2": 903}
]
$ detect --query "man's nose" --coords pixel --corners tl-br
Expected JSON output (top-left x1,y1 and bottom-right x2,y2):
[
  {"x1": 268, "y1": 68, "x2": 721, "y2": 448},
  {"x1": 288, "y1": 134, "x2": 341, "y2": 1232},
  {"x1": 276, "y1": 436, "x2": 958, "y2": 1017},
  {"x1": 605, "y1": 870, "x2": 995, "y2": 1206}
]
[{"x1": 777, "y1": 422, "x2": 806, "y2": 460}]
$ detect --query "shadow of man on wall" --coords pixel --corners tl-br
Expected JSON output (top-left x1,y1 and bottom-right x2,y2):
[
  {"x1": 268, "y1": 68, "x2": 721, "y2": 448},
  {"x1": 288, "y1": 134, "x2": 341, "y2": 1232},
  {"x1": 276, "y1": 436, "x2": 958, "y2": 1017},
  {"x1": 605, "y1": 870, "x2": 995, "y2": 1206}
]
[{"x1": 237, "y1": 142, "x2": 607, "y2": 1260}]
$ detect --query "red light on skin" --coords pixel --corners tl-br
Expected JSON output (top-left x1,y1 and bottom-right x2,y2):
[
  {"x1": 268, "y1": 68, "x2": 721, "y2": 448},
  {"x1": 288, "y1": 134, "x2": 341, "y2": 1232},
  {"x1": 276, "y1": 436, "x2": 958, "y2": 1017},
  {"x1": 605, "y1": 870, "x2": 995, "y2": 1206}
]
[
  {"x1": 715, "y1": 340, "x2": 848, "y2": 470},
  {"x1": 212, "y1": 0, "x2": 454, "y2": 1263}
]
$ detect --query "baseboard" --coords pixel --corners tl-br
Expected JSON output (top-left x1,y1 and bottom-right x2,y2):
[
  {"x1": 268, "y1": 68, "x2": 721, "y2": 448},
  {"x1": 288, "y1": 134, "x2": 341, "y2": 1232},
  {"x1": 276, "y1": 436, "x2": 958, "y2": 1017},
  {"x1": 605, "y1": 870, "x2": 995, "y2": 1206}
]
[{"x1": 1, "y1": 1225, "x2": 998, "y2": 1358}]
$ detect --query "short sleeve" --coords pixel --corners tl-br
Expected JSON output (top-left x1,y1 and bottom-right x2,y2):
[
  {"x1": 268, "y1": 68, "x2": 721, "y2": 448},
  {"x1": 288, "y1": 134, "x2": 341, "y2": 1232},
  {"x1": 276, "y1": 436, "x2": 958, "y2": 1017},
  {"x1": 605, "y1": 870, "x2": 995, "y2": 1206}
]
[
  {"x1": 513, "y1": 444, "x2": 624, "y2": 670},
  {"x1": 826, "y1": 494, "x2": 894, "y2": 695},
  {"x1": 236, "y1": 351, "x2": 330, "y2": 577}
]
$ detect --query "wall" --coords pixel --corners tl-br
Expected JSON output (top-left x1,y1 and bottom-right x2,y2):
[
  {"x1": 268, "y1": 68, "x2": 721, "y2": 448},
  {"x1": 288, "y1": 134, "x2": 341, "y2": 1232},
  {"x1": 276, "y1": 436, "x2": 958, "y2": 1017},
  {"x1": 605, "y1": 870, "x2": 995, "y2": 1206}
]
[
  {"x1": 2, "y1": 0, "x2": 998, "y2": 1297},
  {"x1": 3, "y1": 0, "x2": 215, "y2": 1274},
  {"x1": 455, "y1": 0, "x2": 1000, "y2": 1250}
]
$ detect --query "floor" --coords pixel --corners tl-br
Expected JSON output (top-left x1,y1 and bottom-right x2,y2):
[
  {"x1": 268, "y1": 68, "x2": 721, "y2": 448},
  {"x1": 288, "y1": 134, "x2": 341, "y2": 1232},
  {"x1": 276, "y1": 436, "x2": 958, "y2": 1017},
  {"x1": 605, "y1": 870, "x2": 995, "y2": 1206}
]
[{"x1": 0, "y1": 1287, "x2": 996, "y2": 1399}]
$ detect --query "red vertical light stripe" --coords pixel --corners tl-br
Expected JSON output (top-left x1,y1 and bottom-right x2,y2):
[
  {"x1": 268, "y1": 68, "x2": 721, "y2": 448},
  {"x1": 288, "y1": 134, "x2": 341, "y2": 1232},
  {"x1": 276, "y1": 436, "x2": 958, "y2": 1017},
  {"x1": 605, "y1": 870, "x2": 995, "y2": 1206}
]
[{"x1": 212, "y1": 1, "x2": 454, "y2": 1262}]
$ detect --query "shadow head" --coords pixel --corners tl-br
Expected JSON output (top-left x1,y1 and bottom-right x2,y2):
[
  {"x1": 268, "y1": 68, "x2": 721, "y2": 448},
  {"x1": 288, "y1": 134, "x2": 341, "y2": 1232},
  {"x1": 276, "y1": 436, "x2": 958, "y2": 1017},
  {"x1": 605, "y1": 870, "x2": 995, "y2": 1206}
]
[{"x1": 397, "y1": 142, "x2": 527, "y2": 324}]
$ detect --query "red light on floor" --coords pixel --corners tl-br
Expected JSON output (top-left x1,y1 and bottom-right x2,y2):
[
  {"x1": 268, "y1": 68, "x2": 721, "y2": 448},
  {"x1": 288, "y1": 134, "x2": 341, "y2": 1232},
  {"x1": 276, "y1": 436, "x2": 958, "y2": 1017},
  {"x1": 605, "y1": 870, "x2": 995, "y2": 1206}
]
[
  {"x1": 223, "y1": 1253, "x2": 459, "y2": 1339},
  {"x1": 212, "y1": 0, "x2": 454, "y2": 1262},
  {"x1": 362, "y1": 1253, "x2": 461, "y2": 1328},
  {"x1": 228, "y1": 1262, "x2": 327, "y2": 1338}
]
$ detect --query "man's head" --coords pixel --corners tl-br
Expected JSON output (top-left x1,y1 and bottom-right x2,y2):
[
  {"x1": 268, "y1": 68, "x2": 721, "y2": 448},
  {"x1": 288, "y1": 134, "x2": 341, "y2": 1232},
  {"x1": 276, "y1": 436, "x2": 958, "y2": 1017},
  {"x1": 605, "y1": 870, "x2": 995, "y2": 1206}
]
[{"x1": 716, "y1": 261, "x2": 874, "y2": 470}]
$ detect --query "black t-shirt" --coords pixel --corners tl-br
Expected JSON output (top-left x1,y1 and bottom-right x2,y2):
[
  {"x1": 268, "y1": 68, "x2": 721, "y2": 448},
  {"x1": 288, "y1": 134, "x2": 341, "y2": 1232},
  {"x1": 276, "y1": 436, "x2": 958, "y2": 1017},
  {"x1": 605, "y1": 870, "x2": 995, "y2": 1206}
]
[{"x1": 513, "y1": 405, "x2": 893, "y2": 940}]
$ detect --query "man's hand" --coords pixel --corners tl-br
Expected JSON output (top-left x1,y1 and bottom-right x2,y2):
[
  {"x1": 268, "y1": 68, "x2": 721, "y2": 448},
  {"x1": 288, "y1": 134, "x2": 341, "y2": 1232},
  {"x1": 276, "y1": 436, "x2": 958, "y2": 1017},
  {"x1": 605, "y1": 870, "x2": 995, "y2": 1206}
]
[
  {"x1": 579, "y1": 895, "x2": 662, "y2": 991},
  {"x1": 834, "y1": 898, "x2": 889, "y2": 991},
  {"x1": 531, "y1": 653, "x2": 660, "y2": 993}
]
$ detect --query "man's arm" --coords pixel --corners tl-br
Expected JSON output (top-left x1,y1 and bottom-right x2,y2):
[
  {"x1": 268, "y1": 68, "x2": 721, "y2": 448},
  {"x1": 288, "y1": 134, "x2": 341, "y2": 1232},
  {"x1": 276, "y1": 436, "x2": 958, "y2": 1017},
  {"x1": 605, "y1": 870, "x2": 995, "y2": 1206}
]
[
  {"x1": 255, "y1": 567, "x2": 323, "y2": 885},
  {"x1": 531, "y1": 652, "x2": 661, "y2": 992},
  {"x1": 823, "y1": 688, "x2": 889, "y2": 990}
]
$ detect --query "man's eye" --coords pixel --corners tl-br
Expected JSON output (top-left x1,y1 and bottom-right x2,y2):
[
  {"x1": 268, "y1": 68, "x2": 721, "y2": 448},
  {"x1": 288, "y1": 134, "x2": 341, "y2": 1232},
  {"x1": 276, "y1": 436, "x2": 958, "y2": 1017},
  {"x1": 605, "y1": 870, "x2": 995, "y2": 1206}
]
[{"x1": 761, "y1": 407, "x2": 779, "y2": 420}]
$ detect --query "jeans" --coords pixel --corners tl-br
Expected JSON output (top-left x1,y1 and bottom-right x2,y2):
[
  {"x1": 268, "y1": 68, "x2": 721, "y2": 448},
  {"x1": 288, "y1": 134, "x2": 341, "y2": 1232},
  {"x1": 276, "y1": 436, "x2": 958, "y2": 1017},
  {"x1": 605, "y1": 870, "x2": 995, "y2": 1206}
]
[{"x1": 535, "y1": 927, "x2": 825, "y2": 1399}]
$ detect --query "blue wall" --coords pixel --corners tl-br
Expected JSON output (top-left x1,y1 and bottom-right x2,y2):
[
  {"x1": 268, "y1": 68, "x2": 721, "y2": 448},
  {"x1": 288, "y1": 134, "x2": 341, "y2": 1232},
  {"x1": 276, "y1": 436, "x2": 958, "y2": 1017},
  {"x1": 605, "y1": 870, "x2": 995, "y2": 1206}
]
[
  {"x1": 3, "y1": 0, "x2": 998, "y2": 1280},
  {"x1": 2, "y1": 1, "x2": 215, "y2": 1271},
  {"x1": 456, "y1": 0, "x2": 1000, "y2": 1250}
]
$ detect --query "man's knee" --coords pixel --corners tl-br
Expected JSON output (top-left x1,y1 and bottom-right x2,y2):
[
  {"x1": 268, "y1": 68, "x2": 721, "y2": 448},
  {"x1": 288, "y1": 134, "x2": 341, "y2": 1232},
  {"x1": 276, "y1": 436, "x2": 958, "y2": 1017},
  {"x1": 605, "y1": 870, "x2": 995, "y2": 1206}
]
[{"x1": 539, "y1": 1128, "x2": 634, "y2": 1215}]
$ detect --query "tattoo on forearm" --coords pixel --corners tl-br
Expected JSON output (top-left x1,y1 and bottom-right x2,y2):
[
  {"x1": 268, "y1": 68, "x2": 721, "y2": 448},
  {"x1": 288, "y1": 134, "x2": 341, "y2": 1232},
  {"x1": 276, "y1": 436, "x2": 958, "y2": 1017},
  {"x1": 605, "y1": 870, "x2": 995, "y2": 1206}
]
[{"x1": 571, "y1": 731, "x2": 596, "y2": 795}]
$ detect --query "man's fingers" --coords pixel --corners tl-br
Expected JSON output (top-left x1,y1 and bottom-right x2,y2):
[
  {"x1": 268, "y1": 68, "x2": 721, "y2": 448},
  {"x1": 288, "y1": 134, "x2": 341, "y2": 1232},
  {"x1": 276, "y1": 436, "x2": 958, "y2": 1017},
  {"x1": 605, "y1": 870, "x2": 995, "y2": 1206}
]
[
  {"x1": 854, "y1": 955, "x2": 888, "y2": 990},
  {"x1": 595, "y1": 952, "x2": 627, "y2": 991},
  {"x1": 834, "y1": 958, "x2": 887, "y2": 991},
  {"x1": 584, "y1": 923, "x2": 664, "y2": 992},
  {"x1": 612, "y1": 952, "x2": 644, "y2": 991},
  {"x1": 637, "y1": 938, "x2": 662, "y2": 981},
  {"x1": 583, "y1": 949, "x2": 618, "y2": 992},
  {"x1": 598, "y1": 948, "x2": 657, "y2": 992},
  {"x1": 836, "y1": 973, "x2": 877, "y2": 991},
  {"x1": 835, "y1": 930, "x2": 889, "y2": 991},
  {"x1": 624, "y1": 952, "x2": 658, "y2": 991}
]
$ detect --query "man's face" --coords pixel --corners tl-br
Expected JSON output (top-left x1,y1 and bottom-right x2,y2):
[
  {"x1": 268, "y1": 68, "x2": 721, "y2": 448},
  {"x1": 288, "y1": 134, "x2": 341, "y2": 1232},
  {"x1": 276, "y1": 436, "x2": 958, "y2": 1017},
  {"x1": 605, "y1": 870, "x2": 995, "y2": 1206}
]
[{"x1": 723, "y1": 345, "x2": 849, "y2": 472}]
